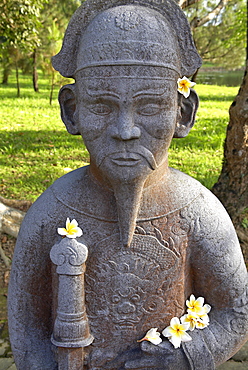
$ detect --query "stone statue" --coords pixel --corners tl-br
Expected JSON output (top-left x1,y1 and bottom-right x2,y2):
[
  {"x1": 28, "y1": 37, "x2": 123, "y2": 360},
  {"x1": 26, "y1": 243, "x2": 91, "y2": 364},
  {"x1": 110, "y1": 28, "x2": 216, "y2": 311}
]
[{"x1": 8, "y1": 0, "x2": 248, "y2": 369}]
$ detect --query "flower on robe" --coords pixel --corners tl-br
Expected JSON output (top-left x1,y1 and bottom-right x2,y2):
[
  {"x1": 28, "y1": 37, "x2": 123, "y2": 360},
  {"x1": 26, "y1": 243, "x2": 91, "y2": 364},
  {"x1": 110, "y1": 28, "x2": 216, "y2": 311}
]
[
  {"x1": 195, "y1": 304, "x2": 211, "y2": 329},
  {"x1": 57, "y1": 218, "x2": 83, "y2": 239},
  {"x1": 186, "y1": 294, "x2": 206, "y2": 315},
  {"x1": 177, "y1": 76, "x2": 196, "y2": 98},
  {"x1": 162, "y1": 317, "x2": 192, "y2": 348},
  {"x1": 184, "y1": 294, "x2": 211, "y2": 330},
  {"x1": 138, "y1": 296, "x2": 211, "y2": 349},
  {"x1": 137, "y1": 328, "x2": 162, "y2": 345},
  {"x1": 195, "y1": 314, "x2": 209, "y2": 329},
  {"x1": 181, "y1": 311, "x2": 199, "y2": 331}
]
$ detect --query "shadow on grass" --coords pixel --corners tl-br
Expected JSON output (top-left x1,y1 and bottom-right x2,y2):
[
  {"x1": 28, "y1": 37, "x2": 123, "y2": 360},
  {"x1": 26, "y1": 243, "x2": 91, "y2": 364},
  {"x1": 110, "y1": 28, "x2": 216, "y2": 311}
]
[
  {"x1": 0, "y1": 129, "x2": 89, "y2": 200},
  {"x1": 199, "y1": 93, "x2": 237, "y2": 102},
  {"x1": 0, "y1": 129, "x2": 87, "y2": 156},
  {"x1": 0, "y1": 126, "x2": 225, "y2": 158},
  {"x1": 1, "y1": 128, "x2": 223, "y2": 195},
  {"x1": 171, "y1": 128, "x2": 225, "y2": 151}
]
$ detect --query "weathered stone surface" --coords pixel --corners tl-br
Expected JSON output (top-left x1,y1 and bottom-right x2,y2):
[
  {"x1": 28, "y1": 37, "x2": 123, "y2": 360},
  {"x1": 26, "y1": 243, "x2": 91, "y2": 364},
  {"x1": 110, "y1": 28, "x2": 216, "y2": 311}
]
[{"x1": 8, "y1": 0, "x2": 248, "y2": 369}]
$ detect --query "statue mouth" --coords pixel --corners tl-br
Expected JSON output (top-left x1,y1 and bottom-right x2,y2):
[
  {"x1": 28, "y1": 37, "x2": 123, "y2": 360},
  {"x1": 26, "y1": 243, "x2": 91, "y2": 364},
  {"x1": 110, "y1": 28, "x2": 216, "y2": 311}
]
[
  {"x1": 110, "y1": 153, "x2": 142, "y2": 167},
  {"x1": 96, "y1": 147, "x2": 157, "y2": 171},
  {"x1": 113, "y1": 318, "x2": 140, "y2": 328}
]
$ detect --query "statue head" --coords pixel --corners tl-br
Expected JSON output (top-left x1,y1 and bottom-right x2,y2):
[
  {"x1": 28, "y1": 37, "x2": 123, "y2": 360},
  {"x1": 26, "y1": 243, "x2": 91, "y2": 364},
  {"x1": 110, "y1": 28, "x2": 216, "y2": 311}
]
[{"x1": 52, "y1": 0, "x2": 201, "y2": 246}]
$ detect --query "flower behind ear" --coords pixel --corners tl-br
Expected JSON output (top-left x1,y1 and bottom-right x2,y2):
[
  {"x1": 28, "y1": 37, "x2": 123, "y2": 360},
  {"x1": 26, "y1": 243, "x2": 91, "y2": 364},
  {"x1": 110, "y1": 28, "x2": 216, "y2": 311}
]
[{"x1": 177, "y1": 76, "x2": 196, "y2": 98}]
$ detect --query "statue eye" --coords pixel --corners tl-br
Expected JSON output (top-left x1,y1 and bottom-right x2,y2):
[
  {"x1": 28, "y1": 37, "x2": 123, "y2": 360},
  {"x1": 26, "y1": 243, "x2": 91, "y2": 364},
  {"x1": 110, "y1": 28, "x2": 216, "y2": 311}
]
[
  {"x1": 137, "y1": 104, "x2": 163, "y2": 116},
  {"x1": 89, "y1": 104, "x2": 112, "y2": 116}
]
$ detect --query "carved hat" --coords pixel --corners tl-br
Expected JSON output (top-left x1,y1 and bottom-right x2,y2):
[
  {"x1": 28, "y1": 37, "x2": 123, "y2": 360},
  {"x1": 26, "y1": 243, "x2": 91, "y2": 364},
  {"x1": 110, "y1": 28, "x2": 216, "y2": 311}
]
[{"x1": 52, "y1": 0, "x2": 201, "y2": 78}]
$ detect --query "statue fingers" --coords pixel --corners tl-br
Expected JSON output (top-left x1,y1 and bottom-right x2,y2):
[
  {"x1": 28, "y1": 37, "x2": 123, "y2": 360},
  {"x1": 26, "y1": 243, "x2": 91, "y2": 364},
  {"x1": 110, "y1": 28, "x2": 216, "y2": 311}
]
[
  {"x1": 125, "y1": 356, "x2": 163, "y2": 369},
  {"x1": 140, "y1": 340, "x2": 174, "y2": 355}
]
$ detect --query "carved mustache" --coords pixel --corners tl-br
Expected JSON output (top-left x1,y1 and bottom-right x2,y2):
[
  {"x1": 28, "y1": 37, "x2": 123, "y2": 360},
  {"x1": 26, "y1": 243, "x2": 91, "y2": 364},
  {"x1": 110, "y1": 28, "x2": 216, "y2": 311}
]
[{"x1": 95, "y1": 146, "x2": 158, "y2": 170}]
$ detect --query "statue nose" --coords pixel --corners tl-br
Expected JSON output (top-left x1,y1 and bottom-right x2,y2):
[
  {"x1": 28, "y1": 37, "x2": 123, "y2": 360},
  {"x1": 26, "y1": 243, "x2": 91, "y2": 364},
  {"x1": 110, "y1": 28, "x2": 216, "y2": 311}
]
[
  {"x1": 111, "y1": 111, "x2": 141, "y2": 141},
  {"x1": 117, "y1": 302, "x2": 136, "y2": 314}
]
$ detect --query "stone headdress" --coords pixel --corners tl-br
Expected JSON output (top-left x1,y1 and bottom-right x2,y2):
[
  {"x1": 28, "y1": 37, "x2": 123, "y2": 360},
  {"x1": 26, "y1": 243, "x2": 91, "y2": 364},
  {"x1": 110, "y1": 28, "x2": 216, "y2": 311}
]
[{"x1": 52, "y1": 0, "x2": 201, "y2": 78}]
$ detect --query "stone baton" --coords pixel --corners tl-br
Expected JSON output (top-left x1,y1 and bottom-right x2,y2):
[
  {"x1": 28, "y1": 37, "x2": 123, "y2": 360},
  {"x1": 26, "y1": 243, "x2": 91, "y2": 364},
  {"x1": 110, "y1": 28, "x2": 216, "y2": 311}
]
[{"x1": 50, "y1": 238, "x2": 93, "y2": 370}]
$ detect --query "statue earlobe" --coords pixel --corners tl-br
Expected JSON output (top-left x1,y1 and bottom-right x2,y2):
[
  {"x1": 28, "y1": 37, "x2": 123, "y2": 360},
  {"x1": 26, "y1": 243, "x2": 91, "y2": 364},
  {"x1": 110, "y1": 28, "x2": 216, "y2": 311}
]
[
  {"x1": 59, "y1": 84, "x2": 80, "y2": 135},
  {"x1": 173, "y1": 89, "x2": 199, "y2": 138}
]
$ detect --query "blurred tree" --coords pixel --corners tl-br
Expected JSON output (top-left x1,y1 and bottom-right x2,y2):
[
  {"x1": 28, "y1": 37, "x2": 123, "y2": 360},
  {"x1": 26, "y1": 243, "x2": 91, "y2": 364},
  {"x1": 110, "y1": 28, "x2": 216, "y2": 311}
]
[
  {"x1": 191, "y1": 1, "x2": 245, "y2": 71},
  {"x1": 212, "y1": 64, "x2": 248, "y2": 262},
  {"x1": 1, "y1": 47, "x2": 14, "y2": 85},
  {"x1": 175, "y1": 0, "x2": 248, "y2": 262},
  {"x1": 0, "y1": 0, "x2": 81, "y2": 93},
  {"x1": 0, "y1": 0, "x2": 48, "y2": 95},
  {"x1": 175, "y1": 0, "x2": 246, "y2": 77},
  {"x1": 38, "y1": 0, "x2": 81, "y2": 102}
]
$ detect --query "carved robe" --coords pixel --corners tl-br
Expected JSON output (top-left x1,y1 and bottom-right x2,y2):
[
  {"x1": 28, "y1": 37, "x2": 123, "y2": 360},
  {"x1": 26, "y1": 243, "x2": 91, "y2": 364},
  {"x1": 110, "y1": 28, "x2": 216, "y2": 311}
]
[{"x1": 8, "y1": 166, "x2": 248, "y2": 369}]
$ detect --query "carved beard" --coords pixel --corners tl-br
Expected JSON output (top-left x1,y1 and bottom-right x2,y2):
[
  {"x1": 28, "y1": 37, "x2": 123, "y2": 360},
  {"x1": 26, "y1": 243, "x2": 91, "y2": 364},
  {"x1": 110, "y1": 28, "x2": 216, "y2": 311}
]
[
  {"x1": 96, "y1": 147, "x2": 159, "y2": 247},
  {"x1": 111, "y1": 179, "x2": 145, "y2": 247}
]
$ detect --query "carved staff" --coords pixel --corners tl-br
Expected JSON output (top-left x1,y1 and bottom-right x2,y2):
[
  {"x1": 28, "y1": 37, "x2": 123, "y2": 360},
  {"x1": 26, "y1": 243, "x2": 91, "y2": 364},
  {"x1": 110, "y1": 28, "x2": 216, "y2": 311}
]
[{"x1": 50, "y1": 238, "x2": 94, "y2": 370}]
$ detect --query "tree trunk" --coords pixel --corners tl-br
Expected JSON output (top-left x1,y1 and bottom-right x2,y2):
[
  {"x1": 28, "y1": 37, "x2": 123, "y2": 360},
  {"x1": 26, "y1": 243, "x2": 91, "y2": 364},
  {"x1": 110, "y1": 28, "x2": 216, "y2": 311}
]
[
  {"x1": 212, "y1": 62, "x2": 248, "y2": 263},
  {"x1": 15, "y1": 62, "x2": 20, "y2": 97},
  {"x1": 50, "y1": 69, "x2": 55, "y2": 105},
  {"x1": 2, "y1": 66, "x2": 10, "y2": 84},
  {"x1": 32, "y1": 49, "x2": 39, "y2": 92}
]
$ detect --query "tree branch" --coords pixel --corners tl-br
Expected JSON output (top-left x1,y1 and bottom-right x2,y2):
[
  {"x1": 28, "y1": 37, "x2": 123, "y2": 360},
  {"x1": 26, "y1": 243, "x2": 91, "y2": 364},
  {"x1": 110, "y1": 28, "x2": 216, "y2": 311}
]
[
  {"x1": 176, "y1": 0, "x2": 201, "y2": 9},
  {"x1": 0, "y1": 201, "x2": 26, "y2": 238},
  {"x1": 191, "y1": 0, "x2": 232, "y2": 29},
  {"x1": 0, "y1": 241, "x2": 11, "y2": 267}
]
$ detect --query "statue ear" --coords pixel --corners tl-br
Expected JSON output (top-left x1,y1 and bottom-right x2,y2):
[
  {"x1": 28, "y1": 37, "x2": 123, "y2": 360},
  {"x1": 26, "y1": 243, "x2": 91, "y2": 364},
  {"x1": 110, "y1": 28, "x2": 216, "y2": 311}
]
[
  {"x1": 59, "y1": 84, "x2": 80, "y2": 135},
  {"x1": 173, "y1": 89, "x2": 199, "y2": 138}
]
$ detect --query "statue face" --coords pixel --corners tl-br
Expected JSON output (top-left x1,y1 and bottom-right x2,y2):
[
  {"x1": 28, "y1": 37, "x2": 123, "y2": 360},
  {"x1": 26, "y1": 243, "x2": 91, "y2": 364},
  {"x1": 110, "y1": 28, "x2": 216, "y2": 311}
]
[{"x1": 75, "y1": 68, "x2": 178, "y2": 182}]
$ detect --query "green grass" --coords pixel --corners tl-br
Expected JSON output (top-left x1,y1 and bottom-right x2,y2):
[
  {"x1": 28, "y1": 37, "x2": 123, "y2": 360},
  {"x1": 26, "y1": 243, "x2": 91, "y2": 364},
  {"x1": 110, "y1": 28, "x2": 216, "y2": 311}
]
[
  {"x1": 169, "y1": 84, "x2": 238, "y2": 188},
  {"x1": 0, "y1": 72, "x2": 89, "y2": 201},
  {"x1": 0, "y1": 72, "x2": 239, "y2": 201}
]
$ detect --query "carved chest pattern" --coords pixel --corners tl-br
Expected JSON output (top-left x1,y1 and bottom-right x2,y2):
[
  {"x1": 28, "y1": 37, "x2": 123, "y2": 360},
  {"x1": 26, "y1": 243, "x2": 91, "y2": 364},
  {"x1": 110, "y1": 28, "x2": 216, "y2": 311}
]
[{"x1": 84, "y1": 211, "x2": 191, "y2": 368}]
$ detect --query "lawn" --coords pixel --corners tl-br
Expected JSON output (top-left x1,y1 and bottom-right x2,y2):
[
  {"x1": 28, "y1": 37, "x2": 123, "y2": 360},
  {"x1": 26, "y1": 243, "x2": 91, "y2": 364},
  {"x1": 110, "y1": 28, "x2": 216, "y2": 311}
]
[{"x1": 0, "y1": 71, "x2": 239, "y2": 202}]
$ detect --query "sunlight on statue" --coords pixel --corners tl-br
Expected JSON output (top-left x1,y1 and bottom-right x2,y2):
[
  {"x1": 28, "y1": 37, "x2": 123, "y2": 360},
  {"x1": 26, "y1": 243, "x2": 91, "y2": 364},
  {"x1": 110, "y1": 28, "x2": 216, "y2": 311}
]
[{"x1": 8, "y1": 1, "x2": 248, "y2": 369}]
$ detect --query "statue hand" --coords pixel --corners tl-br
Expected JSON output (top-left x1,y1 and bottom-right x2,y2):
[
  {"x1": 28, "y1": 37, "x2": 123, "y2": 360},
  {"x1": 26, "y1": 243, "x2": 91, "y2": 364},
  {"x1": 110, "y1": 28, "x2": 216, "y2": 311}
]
[{"x1": 124, "y1": 340, "x2": 190, "y2": 370}]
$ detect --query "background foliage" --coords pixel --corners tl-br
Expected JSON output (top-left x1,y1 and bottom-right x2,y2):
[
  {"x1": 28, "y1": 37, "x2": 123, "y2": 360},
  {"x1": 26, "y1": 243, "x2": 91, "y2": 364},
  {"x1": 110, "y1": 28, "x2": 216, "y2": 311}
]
[
  {"x1": 0, "y1": 72, "x2": 239, "y2": 201},
  {"x1": 188, "y1": 0, "x2": 246, "y2": 69},
  {"x1": 0, "y1": 0, "x2": 246, "y2": 94},
  {"x1": 0, "y1": 0, "x2": 246, "y2": 201}
]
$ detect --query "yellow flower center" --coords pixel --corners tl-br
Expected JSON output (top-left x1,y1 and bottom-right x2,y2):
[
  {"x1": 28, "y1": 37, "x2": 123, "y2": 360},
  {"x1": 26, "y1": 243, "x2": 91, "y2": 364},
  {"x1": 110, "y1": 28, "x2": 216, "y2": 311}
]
[
  {"x1": 171, "y1": 324, "x2": 185, "y2": 337},
  {"x1": 67, "y1": 225, "x2": 77, "y2": 235}
]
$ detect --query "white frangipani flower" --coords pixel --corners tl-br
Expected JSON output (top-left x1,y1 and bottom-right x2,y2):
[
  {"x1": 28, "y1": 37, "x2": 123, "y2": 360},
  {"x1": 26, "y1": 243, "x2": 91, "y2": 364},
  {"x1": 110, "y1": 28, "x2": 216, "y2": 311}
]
[
  {"x1": 137, "y1": 328, "x2": 162, "y2": 345},
  {"x1": 177, "y1": 76, "x2": 196, "y2": 98},
  {"x1": 162, "y1": 317, "x2": 192, "y2": 348},
  {"x1": 181, "y1": 311, "x2": 199, "y2": 331},
  {"x1": 57, "y1": 218, "x2": 83, "y2": 239},
  {"x1": 186, "y1": 294, "x2": 206, "y2": 315}
]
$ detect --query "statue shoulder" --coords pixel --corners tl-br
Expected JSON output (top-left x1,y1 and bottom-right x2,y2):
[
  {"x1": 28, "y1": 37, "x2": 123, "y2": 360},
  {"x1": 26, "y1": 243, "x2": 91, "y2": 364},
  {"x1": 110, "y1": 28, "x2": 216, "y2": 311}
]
[
  {"x1": 16, "y1": 167, "x2": 89, "y2": 239},
  {"x1": 163, "y1": 167, "x2": 207, "y2": 208},
  {"x1": 139, "y1": 168, "x2": 208, "y2": 219},
  {"x1": 168, "y1": 168, "x2": 233, "y2": 221},
  {"x1": 167, "y1": 168, "x2": 235, "y2": 226},
  {"x1": 51, "y1": 166, "x2": 89, "y2": 195},
  {"x1": 168, "y1": 167, "x2": 205, "y2": 196},
  {"x1": 25, "y1": 167, "x2": 88, "y2": 216}
]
